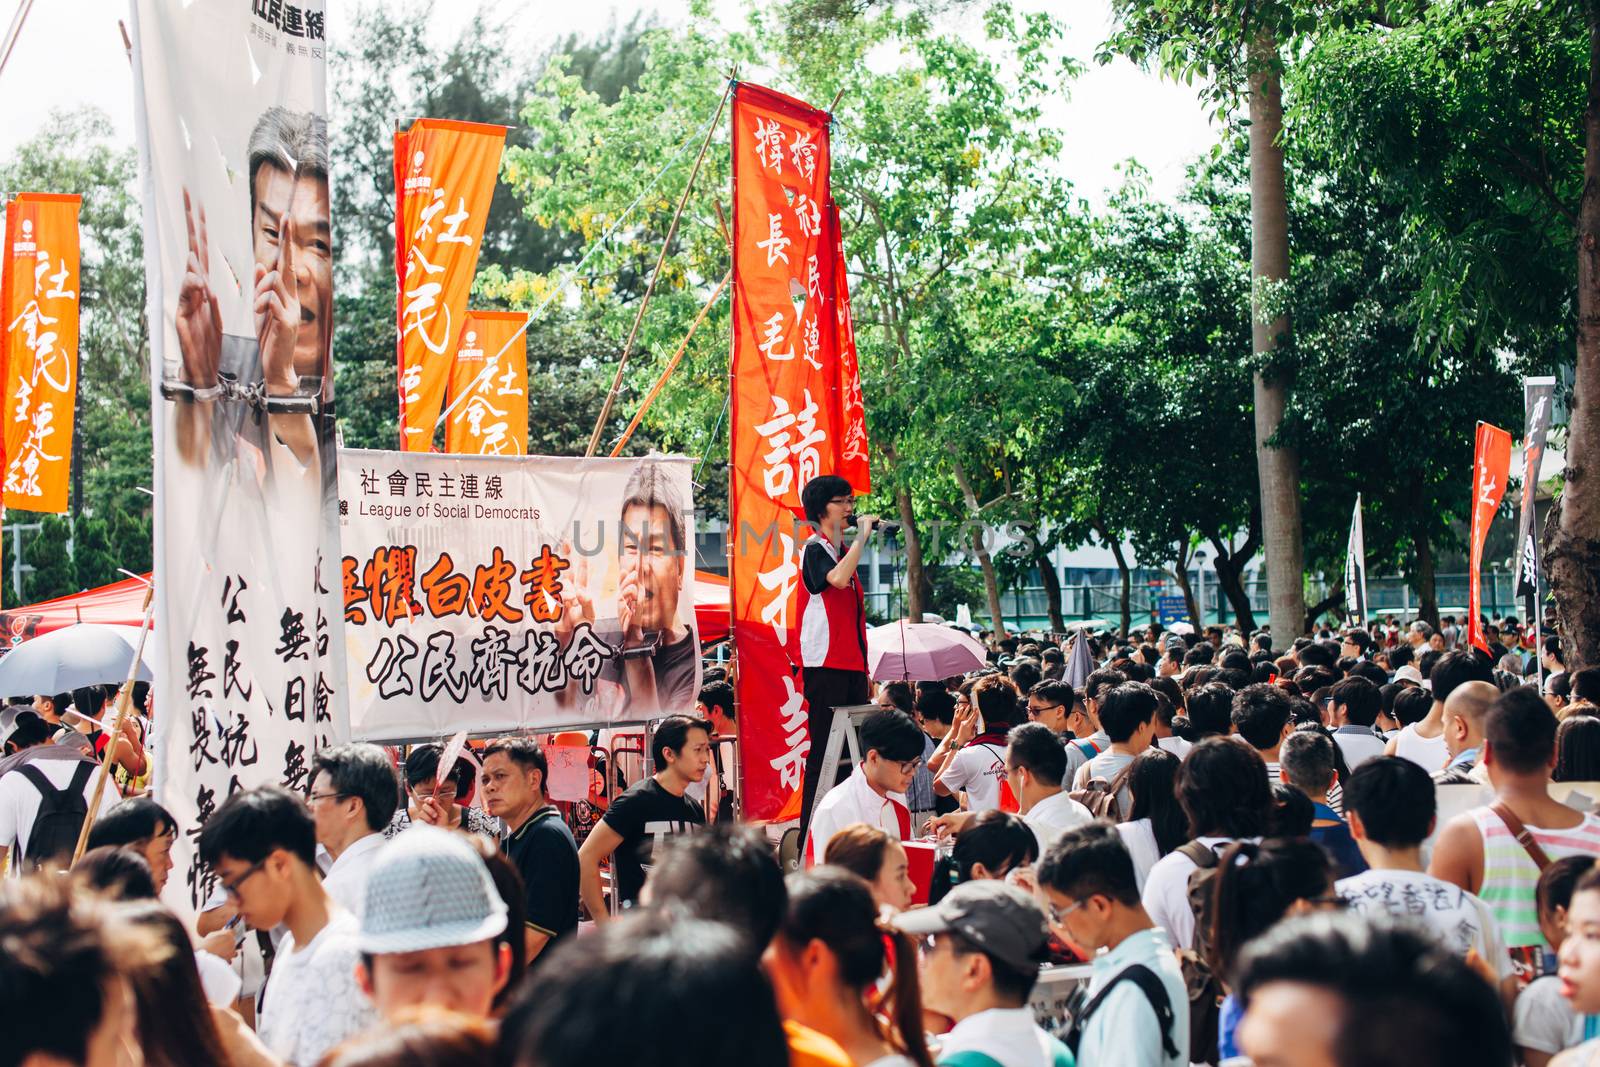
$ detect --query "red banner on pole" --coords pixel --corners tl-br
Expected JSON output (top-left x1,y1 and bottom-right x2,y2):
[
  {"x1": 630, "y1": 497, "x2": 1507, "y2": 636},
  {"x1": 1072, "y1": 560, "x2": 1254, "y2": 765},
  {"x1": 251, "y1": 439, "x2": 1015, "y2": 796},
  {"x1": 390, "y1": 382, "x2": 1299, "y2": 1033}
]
[
  {"x1": 443, "y1": 310, "x2": 528, "y2": 455},
  {"x1": 731, "y1": 83, "x2": 858, "y2": 822},
  {"x1": 394, "y1": 119, "x2": 506, "y2": 452},
  {"x1": 828, "y1": 205, "x2": 870, "y2": 493},
  {"x1": 1468, "y1": 421, "x2": 1513, "y2": 654},
  {"x1": 3, "y1": 193, "x2": 81, "y2": 514}
]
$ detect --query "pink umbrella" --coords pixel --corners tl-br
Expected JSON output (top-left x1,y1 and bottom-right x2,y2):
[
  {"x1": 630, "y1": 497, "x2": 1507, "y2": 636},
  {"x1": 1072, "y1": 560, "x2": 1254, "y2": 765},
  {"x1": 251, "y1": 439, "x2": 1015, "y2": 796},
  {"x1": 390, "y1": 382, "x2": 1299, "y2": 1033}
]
[{"x1": 867, "y1": 622, "x2": 989, "y2": 682}]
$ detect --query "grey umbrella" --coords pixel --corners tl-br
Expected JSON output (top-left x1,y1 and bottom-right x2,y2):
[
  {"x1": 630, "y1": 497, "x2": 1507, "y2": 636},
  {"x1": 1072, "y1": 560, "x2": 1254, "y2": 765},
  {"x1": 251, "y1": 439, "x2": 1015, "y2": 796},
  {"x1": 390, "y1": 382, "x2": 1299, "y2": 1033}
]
[
  {"x1": 0, "y1": 624, "x2": 154, "y2": 697},
  {"x1": 1064, "y1": 631, "x2": 1095, "y2": 689}
]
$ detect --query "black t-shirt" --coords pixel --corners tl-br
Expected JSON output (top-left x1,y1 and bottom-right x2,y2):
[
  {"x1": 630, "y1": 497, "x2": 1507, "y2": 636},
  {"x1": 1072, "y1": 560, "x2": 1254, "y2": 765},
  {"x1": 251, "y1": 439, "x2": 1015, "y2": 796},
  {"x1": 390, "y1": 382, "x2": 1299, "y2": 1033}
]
[
  {"x1": 601, "y1": 777, "x2": 704, "y2": 904},
  {"x1": 595, "y1": 626, "x2": 698, "y2": 714},
  {"x1": 503, "y1": 805, "x2": 580, "y2": 946}
]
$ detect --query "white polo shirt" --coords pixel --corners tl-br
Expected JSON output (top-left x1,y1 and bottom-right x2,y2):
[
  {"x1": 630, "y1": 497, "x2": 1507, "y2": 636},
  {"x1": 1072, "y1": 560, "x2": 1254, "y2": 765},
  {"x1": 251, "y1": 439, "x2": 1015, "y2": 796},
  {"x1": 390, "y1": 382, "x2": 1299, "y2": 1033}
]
[
  {"x1": 806, "y1": 765, "x2": 909, "y2": 863},
  {"x1": 1022, "y1": 790, "x2": 1094, "y2": 852}
]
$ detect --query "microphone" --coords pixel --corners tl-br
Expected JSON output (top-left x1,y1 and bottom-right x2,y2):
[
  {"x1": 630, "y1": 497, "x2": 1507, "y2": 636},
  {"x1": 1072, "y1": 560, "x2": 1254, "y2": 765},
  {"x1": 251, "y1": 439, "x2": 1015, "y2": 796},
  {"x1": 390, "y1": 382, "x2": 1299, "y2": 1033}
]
[{"x1": 846, "y1": 513, "x2": 901, "y2": 535}]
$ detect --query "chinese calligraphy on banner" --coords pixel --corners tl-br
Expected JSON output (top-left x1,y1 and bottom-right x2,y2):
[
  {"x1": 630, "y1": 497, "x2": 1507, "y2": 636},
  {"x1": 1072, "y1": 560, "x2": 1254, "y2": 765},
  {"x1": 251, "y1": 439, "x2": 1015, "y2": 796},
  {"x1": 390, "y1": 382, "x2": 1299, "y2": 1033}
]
[
  {"x1": 1468, "y1": 421, "x2": 1512, "y2": 655},
  {"x1": 395, "y1": 119, "x2": 505, "y2": 452},
  {"x1": 443, "y1": 310, "x2": 529, "y2": 455},
  {"x1": 2, "y1": 193, "x2": 81, "y2": 514},
  {"x1": 730, "y1": 84, "x2": 868, "y2": 822},
  {"x1": 132, "y1": 0, "x2": 346, "y2": 912},
  {"x1": 339, "y1": 450, "x2": 701, "y2": 741}
]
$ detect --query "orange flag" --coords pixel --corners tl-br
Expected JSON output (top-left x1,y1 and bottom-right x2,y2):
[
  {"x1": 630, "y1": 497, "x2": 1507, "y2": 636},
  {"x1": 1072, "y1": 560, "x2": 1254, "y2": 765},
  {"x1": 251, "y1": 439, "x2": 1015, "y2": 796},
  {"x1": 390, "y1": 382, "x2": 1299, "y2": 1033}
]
[
  {"x1": 2, "y1": 193, "x2": 81, "y2": 513},
  {"x1": 443, "y1": 310, "x2": 528, "y2": 455},
  {"x1": 394, "y1": 119, "x2": 506, "y2": 452},
  {"x1": 1468, "y1": 420, "x2": 1513, "y2": 654}
]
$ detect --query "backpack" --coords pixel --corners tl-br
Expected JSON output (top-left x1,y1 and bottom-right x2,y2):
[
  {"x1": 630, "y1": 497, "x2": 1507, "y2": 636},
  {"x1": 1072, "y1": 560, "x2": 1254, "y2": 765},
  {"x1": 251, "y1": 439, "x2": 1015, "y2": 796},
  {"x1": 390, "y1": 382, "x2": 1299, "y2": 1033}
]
[
  {"x1": 16, "y1": 762, "x2": 94, "y2": 872},
  {"x1": 1063, "y1": 962, "x2": 1181, "y2": 1061},
  {"x1": 1068, "y1": 759, "x2": 1136, "y2": 822},
  {"x1": 1177, "y1": 839, "x2": 1227, "y2": 1065}
]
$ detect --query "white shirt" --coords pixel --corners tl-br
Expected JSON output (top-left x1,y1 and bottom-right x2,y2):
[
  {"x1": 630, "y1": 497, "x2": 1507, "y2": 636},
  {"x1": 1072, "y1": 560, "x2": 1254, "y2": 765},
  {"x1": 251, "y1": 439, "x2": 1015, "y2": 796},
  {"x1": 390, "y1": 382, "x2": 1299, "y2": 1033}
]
[
  {"x1": 1077, "y1": 927, "x2": 1190, "y2": 1067},
  {"x1": 806, "y1": 765, "x2": 907, "y2": 863},
  {"x1": 194, "y1": 949, "x2": 242, "y2": 1007},
  {"x1": 1022, "y1": 791, "x2": 1094, "y2": 852},
  {"x1": 256, "y1": 910, "x2": 378, "y2": 1067},
  {"x1": 1333, "y1": 726, "x2": 1387, "y2": 771},
  {"x1": 1142, "y1": 836, "x2": 1257, "y2": 950},
  {"x1": 321, "y1": 832, "x2": 385, "y2": 919},
  {"x1": 1155, "y1": 735, "x2": 1192, "y2": 760},
  {"x1": 1336, "y1": 868, "x2": 1513, "y2": 979},
  {"x1": 935, "y1": 1007, "x2": 1071, "y2": 1067},
  {"x1": 1515, "y1": 975, "x2": 1589, "y2": 1056},
  {"x1": 1116, "y1": 819, "x2": 1163, "y2": 890},
  {"x1": 1394, "y1": 722, "x2": 1449, "y2": 772},
  {"x1": 939, "y1": 739, "x2": 1010, "y2": 813},
  {"x1": 0, "y1": 757, "x2": 117, "y2": 865}
]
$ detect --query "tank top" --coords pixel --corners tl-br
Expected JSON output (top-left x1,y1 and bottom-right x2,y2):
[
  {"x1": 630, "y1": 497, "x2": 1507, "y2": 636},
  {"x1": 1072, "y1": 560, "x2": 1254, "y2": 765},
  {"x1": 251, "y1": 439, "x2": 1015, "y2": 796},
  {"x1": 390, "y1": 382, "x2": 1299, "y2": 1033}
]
[
  {"x1": 1394, "y1": 723, "x2": 1449, "y2": 773},
  {"x1": 1468, "y1": 805, "x2": 1600, "y2": 947}
]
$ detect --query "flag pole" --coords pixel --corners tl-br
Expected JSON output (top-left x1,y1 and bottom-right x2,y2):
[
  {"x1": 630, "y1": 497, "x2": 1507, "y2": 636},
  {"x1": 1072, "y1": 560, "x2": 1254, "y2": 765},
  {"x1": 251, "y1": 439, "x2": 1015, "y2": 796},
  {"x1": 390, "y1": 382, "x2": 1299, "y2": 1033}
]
[
  {"x1": 72, "y1": 582, "x2": 155, "y2": 863},
  {"x1": 586, "y1": 77, "x2": 736, "y2": 458},
  {"x1": 608, "y1": 270, "x2": 732, "y2": 457}
]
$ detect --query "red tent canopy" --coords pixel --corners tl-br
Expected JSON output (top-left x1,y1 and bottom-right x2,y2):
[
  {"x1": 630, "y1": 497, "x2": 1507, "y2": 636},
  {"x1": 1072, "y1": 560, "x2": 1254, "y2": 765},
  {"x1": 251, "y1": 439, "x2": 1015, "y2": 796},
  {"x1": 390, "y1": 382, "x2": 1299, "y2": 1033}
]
[{"x1": 2, "y1": 571, "x2": 732, "y2": 647}]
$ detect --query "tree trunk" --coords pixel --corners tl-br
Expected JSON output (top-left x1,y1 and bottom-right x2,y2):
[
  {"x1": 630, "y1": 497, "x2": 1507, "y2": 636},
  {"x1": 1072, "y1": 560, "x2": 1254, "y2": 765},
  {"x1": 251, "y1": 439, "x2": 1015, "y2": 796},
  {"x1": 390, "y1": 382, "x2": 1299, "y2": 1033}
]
[
  {"x1": 1036, "y1": 543, "x2": 1065, "y2": 634},
  {"x1": 1207, "y1": 510, "x2": 1261, "y2": 634},
  {"x1": 1548, "y1": 5, "x2": 1600, "y2": 672},
  {"x1": 1097, "y1": 522, "x2": 1134, "y2": 637},
  {"x1": 1248, "y1": 31, "x2": 1307, "y2": 643},
  {"x1": 1171, "y1": 550, "x2": 1200, "y2": 633},
  {"x1": 948, "y1": 449, "x2": 1007, "y2": 640},
  {"x1": 1415, "y1": 521, "x2": 1440, "y2": 630}
]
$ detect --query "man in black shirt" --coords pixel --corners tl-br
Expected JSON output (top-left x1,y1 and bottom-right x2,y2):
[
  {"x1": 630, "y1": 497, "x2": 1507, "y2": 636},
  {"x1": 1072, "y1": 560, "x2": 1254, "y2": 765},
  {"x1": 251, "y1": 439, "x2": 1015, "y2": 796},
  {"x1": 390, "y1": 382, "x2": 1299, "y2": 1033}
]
[
  {"x1": 578, "y1": 714, "x2": 711, "y2": 921},
  {"x1": 480, "y1": 739, "x2": 579, "y2": 962}
]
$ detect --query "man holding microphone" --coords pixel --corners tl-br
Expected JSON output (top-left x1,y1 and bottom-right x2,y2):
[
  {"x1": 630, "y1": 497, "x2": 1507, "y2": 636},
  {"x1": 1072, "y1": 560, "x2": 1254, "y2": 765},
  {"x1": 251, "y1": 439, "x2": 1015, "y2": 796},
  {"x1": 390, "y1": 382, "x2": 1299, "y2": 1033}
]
[{"x1": 797, "y1": 474, "x2": 881, "y2": 834}]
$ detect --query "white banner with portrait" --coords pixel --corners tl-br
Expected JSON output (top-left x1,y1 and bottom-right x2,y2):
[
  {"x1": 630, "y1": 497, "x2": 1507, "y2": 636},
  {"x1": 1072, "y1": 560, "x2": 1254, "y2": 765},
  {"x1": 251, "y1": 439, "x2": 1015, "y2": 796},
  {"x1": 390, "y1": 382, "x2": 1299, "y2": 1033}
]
[
  {"x1": 133, "y1": 0, "x2": 345, "y2": 911},
  {"x1": 338, "y1": 450, "x2": 701, "y2": 742}
]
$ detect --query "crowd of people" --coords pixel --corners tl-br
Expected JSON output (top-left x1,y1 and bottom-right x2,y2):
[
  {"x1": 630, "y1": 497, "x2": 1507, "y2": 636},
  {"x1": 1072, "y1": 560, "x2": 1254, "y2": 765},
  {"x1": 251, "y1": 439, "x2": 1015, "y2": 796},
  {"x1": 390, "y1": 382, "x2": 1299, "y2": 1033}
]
[{"x1": 6, "y1": 615, "x2": 1600, "y2": 1066}]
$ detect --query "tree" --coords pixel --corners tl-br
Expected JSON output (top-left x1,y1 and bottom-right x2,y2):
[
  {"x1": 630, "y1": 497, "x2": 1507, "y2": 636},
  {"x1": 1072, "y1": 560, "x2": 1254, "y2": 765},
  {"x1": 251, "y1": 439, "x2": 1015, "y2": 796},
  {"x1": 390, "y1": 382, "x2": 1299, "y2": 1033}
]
[{"x1": 21, "y1": 517, "x2": 75, "y2": 604}]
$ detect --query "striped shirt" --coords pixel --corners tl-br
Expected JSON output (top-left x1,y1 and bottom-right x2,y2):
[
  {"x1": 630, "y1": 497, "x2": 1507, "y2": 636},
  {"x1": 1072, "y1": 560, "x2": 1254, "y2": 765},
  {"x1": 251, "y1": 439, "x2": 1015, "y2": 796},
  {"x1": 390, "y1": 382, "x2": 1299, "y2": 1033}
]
[{"x1": 1468, "y1": 806, "x2": 1600, "y2": 948}]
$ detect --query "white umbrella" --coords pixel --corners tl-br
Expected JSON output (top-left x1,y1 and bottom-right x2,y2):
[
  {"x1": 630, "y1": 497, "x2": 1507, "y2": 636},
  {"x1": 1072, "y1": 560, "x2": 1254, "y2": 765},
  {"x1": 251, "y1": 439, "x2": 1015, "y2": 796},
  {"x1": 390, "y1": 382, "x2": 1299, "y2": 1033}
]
[
  {"x1": 867, "y1": 622, "x2": 989, "y2": 681},
  {"x1": 0, "y1": 624, "x2": 154, "y2": 696}
]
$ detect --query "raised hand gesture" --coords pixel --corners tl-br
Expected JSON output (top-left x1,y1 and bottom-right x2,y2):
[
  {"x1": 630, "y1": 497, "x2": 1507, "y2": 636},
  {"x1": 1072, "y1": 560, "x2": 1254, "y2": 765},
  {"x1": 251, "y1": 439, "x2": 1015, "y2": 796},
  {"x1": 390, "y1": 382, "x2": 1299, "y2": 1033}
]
[
  {"x1": 255, "y1": 214, "x2": 301, "y2": 395},
  {"x1": 174, "y1": 187, "x2": 221, "y2": 389}
]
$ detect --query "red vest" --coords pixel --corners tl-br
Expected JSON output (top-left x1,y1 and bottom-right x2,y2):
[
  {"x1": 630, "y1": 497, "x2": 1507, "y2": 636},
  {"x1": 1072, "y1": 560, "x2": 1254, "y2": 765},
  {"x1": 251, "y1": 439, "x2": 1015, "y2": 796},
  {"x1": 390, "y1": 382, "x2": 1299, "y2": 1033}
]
[{"x1": 796, "y1": 534, "x2": 867, "y2": 672}]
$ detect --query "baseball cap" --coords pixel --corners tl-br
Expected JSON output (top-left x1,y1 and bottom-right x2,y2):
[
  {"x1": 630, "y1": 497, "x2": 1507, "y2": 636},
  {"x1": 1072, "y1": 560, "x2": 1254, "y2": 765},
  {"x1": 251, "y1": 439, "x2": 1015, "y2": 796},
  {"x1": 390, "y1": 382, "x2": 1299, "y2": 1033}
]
[
  {"x1": 1394, "y1": 665, "x2": 1424, "y2": 686},
  {"x1": 891, "y1": 881, "x2": 1049, "y2": 973},
  {"x1": 359, "y1": 825, "x2": 508, "y2": 955}
]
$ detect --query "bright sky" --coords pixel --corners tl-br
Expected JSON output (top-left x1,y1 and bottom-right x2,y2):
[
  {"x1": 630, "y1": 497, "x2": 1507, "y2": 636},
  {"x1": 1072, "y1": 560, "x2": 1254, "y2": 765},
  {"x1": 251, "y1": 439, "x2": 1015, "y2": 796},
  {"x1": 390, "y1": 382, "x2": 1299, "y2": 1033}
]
[{"x1": 0, "y1": 0, "x2": 1215, "y2": 208}]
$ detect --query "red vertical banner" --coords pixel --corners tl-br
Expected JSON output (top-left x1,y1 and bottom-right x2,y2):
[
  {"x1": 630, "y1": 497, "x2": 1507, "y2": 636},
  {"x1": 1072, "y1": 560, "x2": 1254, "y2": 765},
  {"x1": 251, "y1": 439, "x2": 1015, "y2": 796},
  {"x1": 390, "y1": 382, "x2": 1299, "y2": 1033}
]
[
  {"x1": 1468, "y1": 421, "x2": 1513, "y2": 654},
  {"x1": 394, "y1": 119, "x2": 506, "y2": 452},
  {"x1": 827, "y1": 205, "x2": 870, "y2": 493},
  {"x1": 731, "y1": 84, "x2": 844, "y2": 821},
  {"x1": 443, "y1": 310, "x2": 529, "y2": 455},
  {"x1": 2, "y1": 193, "x2": 82, "y2": 514}
]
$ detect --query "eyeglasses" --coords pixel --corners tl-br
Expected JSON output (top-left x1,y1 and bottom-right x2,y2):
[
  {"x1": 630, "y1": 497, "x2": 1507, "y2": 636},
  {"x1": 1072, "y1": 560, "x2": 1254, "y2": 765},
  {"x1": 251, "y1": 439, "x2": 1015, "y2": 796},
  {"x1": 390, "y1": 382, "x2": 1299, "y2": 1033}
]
[
  {"x1": 1027, "y1": 702, "x2": 1062, "y2": 718},
  {"x1": 1048, "y1": 898, "x2": 1088, "y2": 924},
  {"x1": 219, "y1": 859, "x2": 267, "y2": 900},
  {"x1": 411, "y1": 784, "x2": 459, "y2": 800},
  {"x1": 893, "y1": 757, "x2": 922, "y2": 774},
  {"x1": 307, "y1": 791, "x2": 349, "y2": 804}
]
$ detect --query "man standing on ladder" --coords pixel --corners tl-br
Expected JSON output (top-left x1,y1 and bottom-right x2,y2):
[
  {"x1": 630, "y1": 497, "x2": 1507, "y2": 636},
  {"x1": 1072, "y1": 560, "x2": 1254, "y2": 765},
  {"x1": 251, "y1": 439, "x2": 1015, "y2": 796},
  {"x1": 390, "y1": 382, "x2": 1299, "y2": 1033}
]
[{"x1": 797, "y1": 474, "x2": 876, "y2": 836}]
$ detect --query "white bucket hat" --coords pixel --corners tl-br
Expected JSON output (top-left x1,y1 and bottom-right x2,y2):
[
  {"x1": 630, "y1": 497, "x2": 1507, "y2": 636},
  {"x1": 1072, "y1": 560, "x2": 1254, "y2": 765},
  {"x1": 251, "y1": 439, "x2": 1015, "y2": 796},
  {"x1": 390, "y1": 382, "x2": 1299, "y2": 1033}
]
[{"x1": 358, "y1": 825, "x2": 508, "y2": 955}]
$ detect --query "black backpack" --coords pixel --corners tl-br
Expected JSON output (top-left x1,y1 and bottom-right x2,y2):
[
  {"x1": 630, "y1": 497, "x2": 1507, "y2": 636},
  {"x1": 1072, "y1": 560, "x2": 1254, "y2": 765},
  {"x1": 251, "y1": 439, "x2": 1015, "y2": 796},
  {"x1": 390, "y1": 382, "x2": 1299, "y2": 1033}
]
[
  {"x1": 1178, "y1": 840, "x2": 1228, "y2": 1065},
  {"x1": 17, "y1": 762, "x2": 94, "y2": 872},
  {"x1": 1063, "y1": 962, "x2": 1181, "y2": 1060}
]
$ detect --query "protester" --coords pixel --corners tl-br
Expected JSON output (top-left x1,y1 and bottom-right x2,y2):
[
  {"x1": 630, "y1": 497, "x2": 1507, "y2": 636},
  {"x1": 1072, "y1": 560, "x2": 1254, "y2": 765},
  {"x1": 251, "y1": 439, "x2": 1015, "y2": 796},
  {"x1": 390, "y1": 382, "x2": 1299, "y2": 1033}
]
[
  {"x1": 198, "y1": 785, "x2": 378, "y2": 1066},
  {"x1": 459, "y1": 834, "x2": 528, "y2": 1012},
  {"x1": 697, "y1": 679, "x2": 737, "y2": 737},
  {"x1": 1433, "y1": 679, "x2": 1498, "y2": 786},
  {"x1": 1328, "y1": 676, "x2": 1386, "y2": 771},
  {"x1": 1338, "y1": 757, "x2": 1514, "y2": 996},
  {"x1": 85, "y1": 795, "x2": 178, "y2": 894},
  {"x1": 1179, "y1": 682, "x2": 1234, "y2": 743},
  {"x1": 479, "y1": 738, "x2": 579, "y2": 958},
  {"x1": 893, "y1": 881, "x2": 1073, "y2": 1067},
  {"x1": 1142, "y1": 737, "x2": 1273, "y2": 950},
  {"x1": 765, "y1": 868, "x2": 934, "y2": 1067},
  {"x1": 821, "y1": 823, "x2": 917, "y2": 913},
  {"x1": 0, "y1": 876, "x2": 156, "y2": 1067},
  {"x1": 1071, "y1": 682, "x2": 1157, "y2": 818},
  {"x1": 936, "y1": 674, "x2": 1021, "y2": 813},
  {"x1": 1025, "y1": 679, "x2": 1091, "y2": 783},
  {"x1": 578, "y1": 713, "x2": 710, "y2": 919},
  {"x1": 1555, "y1": 715, "x2": 1600, "y2": 783},
  {"x1": 1037, "y1": 824, "x2": 1188, "y2": 1066},
  {"x1": 1386, "y1": 649, "x2": 1493, "y2": 771},
  {"x1": 807, "y1": 708, "x2": 921, "y2": 863},
  {"x1": 1231, "y1": 683, "x2": 1294, "y2": 784},
  {"x1": 1234, "y1": 913, "x2": 1512, "y2": 1067},
  {"x1": 385, "y1": 743, "x2": 501, "y2": 839},
  {"x1": 1516, "y1": 857, "x2": 1596, "y2": 1066},
  {"x1": 1547, "y1": 671, "x2": 1573, "y2": 716},
  {"x1": 0, "y1": 709, "x2": 114, "y2": 873},
  {"x1": 317, "y1": 1010, "x2": 496, "y2": 1067},
  {"x1": 354, "y1": 826, "x2": 513, "y2": 1021},
  {"x1": 1554, "y1": 865, "x2": 1600, "y2": 1064},
  {"x1": 117, "y1": 900, "x2": 239, "y2": 1067},
  {"x1": 1208, "y1": 838, "x2": 1340, "y2": 1061},
  {"x1": 497, "y1": 911, "x2": 792, "y2": 1067},
  {"x1": 1116, "y1": 747, "x2": 1186, "y2": 890},
  {"x1": 1006, "y1": 722, "x2": 1093, "y2": 850},
  {"x1": 310, "y1": 743, "x2": 400, "y2": 917},
  {"x1": 1280, "y1": 728, "x2": 1366, "y2": 877},
  {"x1": 1431, "y1": 686, "x2": 1600, "y2": 969}
]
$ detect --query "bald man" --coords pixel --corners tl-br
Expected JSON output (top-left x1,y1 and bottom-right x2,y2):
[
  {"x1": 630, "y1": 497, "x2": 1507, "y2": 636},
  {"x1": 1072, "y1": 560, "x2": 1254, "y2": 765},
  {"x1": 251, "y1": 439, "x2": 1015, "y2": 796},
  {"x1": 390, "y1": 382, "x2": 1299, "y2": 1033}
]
[{"x1": 1432, "y1": 680, "x2": 1498, "y2": 786}]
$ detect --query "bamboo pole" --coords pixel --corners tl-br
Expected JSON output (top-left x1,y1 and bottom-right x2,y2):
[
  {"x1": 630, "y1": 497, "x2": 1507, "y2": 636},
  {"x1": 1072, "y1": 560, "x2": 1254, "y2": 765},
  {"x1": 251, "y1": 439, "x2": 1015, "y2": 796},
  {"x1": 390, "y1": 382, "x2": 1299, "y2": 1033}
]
[
  {"x1": 609, "y1": 269, "x2": 731, "y2": 458},
  {"x1": 72, "y1": 584, "x2": 155, "y2": 863}
]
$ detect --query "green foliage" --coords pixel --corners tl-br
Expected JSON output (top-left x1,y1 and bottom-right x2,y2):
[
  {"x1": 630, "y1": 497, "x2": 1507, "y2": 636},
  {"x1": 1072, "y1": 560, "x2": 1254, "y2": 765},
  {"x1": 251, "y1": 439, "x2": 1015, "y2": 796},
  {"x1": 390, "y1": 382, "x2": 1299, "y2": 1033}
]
[{"x1": 21, "y1": 517, "x2": 74, "y2": 604}]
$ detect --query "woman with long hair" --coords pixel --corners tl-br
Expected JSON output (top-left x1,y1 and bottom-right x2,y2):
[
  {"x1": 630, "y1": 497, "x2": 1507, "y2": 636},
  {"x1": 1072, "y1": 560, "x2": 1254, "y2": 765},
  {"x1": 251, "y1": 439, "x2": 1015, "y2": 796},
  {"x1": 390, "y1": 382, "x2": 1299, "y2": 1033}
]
[
  {"x1": 114, "y1": 901, "x2": 238, "y2": 1067},
  {"x1": 1114, "y1": 747, "x2": 1186, "y2": 889},
  {"x1": 821, "y1": 823, "x2": 917, "y2": 914},
  {"x1": 1555, "y1": 715, "x2": 1600, "y2": 784},
  {"x1": 928, "y1": 810, "x2": 1037, "y2": 905},
  {"x1": 763, "y1": 868, "x2": 933, "y2": 1067}
]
